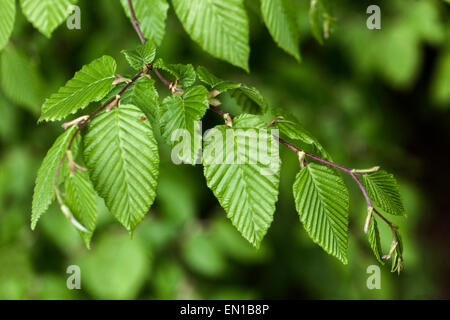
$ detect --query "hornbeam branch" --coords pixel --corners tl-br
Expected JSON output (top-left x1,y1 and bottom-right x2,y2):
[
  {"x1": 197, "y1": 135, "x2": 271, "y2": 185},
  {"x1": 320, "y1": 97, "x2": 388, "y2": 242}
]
[{"x1": 124, "y1": 0, "x2": 402, "y2": 267}]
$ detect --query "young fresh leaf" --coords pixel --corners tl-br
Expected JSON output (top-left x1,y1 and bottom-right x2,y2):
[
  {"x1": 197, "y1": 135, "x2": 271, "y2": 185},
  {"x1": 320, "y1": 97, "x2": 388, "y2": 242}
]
[
  {"x1": 391, "y1": 229, "x2": 403, "y2": 274},
  {"x1": 83, "y1": 104, "x2": 159, "y2": 232},
  {"x1": 20, "y1": 0, "x2": 77, "y2": 38},
  {"x1": 120, "y1": 0, "x2": 169, "y2": 46},
  {"x1": 64, "y1": 168, "x2": 98, "y2": 249},
  {"x1": 154, "y1": 59, "x2": 196, "y2": 87},
  {"x1": 261, "y1": 0, "x2": 300, "y2": 61},
  {"x1": 293, "y1": 163, "x2": 349, "y2": 264},
  {"x1": 159, "y1": 85, "x2": 209, "y2": 164},
  {"x1": 60, "y1": 132, "x2": 97, "y2": 248},
  {"x1": 270, "y1": 107, "x2": 332, "y2": 160},
  {"x1": 0, "y1": 0, "x2": 15, "y2": 51},
  {"x1": 32, "y1": 126, "x2": 78, "y2": 229},
  {"x1": 0, "y1": 46, "x2": 43, "y2": 113},
  {"x1": 196, "y1": 67, "x2": 267, "y2": 114},
  {"x1": 362, "y1": 170, "x2": 406, "y2": 216},
  {"x1": 203, "y1": 114, "x2": 281, "y2": 247},
  {"x1": 229, "y1": 85, "x2": 269, "y2": 114},
  {"x1": 172, "y1": 0, "x2": 250, "y2": 71},
  {"x1": 196, "y1": 66, "x2": 241, "y2": 92},
  {"x1": 101, "y1": 76, "x2": 159, "y2": 126},
  {"x1": 121, "y1": 41, "x2": 156, "y2": 71},
  {"x1": 39, "y1": 55, "x2": 117, "y2": 122},
  {"x1": 309, "y1": 0, "x2": 334, "y2": 44},
  {"x1": 121, "y1": 77, "x2": 159, "y2": 123},
  {"x1": 367, "y1": 214, "x2": 384, "y2": 265}
]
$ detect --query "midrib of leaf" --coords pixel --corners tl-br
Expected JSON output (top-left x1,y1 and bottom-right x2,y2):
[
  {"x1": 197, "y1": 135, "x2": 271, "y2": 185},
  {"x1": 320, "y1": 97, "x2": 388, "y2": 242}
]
[
  {"x1": 115, "y1": 109, "x2": 136, "y2": 229},
  {"x1": 203, "y1": 117, "x2": 280, "y2": 247},
  {"x1": 308, "y1": 166, "x2": 347, "y2": 238},
  {"x1": 178, "y1": 97, "x2": 189, "y2": 131},
  {"x1": 231, "y1": 134, "x2": 267, "y2": 240},
  {"x1": 235, "y1": 164, "x2": 253, "y2": 237},
  {"x1": 362, "y1": 170, "x2": 405, "y2": 216},
  {"x1": 240, "y1": 164, "x2": 273, "y2": 238},
  {"x1": 83, "y1": 104, "x2": 159, "y2": 233},
  {"x1": 294, "y1": 163, "x2": 349, "y2": 263}
]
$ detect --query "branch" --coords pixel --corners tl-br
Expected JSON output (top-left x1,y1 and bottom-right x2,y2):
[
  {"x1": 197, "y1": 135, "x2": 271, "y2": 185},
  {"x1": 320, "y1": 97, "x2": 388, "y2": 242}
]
[
  {"x1": 127, "y1": 0, "x2": 170, "y2": 86},
  {"x1": 125, "y1": 0, "x2": 399, "y2": 262},
  {"x1": 127, "y1": 0, "x2": 146, "y2": 44},
  {"x1": 53, "y1": 69, "x2": 148, "y2": 225}
]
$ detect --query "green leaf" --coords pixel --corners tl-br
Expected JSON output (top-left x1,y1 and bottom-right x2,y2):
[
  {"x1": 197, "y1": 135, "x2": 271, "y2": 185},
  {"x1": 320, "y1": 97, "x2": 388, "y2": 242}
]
[
  {"x1": 261, "y1": 0, "x2": 300, "y2": 61},
  {"x1": 196, "y1": 66, "x2": 241, "y2": 92},
  {"x1": 121, "y1": 41, "x2": 156, "y2": 71},
  {"x1": 121, "y1": 77, "x2": 159, "y2": 123},
  {"x1": 367, "y1": 214, "x2": 384, "y2": 265},
  {"x1": 196, "y1": 67, "x2": 268, "y2": 114},
  {"x1": 229, "y1": 85, "x2": 269, "y2": 114},
  {"x1": 391, "y1": 229, "x2": 403, "y2": 274},
  {"x1": 32, "y1": 126, "x2": 78, "y2": 230},
  {"x1": 362, "y1": 170, "x2": 405, "y2": 216},
  {"x1": 293, "y1": 163, "x2": 349, "y2": 264},
  {"x1": 172, "y1": 0, "x2": 250, "y2": 71},
  {"x1": 309, "y1": 0, "x2": 334, "y2": 44},
  {"x1": 154, "y1": 58, "x2": 196, "y2": 87},
  {"x1": 120, "y1": 0, "x2": 169, "y2": 46},
  {"x1": 64, "y1": 169, "x2": 97, "y2": 249},
  {"x1": 203, "y1": 114, "x2": 281, "y2": 247},
  {"x1": 159, "y1": 85, "x2": 209, "y2": 164},
  {"x1": 276, "y1": 119, "x2": 316, "y2": 146},
  {"x1": 84, "y1": 104, "x2": 159, "y2": 232},
  {"x1": 0, "y1": 0, "x2": 15, "y2": 51},
  {"x1": 39, "y1": 55, "x2": 117, "y2": 122},
  {"x1": 20, "y1": 0, "x2": 76, "y2": 38},
  {"x1": 63, "y1": 136, "x2": 97, "y2": 249},
  {"x1": 270, "y1": 107, "x2": 332, "y2": 160},
  {"x1": 0, "y1": 45, "x2": 43, "y2": 113},
  {"x1": 100, "y1": 77, "x2": 159, "y2": 128}
]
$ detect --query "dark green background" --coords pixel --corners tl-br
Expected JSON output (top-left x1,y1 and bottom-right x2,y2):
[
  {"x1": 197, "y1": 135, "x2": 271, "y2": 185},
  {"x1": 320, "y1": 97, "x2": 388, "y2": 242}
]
[{"x1": 0, "y1": 0, "x2": 449, "y2": 299}]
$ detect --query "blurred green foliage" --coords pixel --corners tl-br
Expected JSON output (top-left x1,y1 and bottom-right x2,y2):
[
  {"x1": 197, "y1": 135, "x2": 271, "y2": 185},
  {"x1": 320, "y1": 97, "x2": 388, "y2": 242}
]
[{"x1": 0, "y1": 0, "x2": 449, "y2": 299}]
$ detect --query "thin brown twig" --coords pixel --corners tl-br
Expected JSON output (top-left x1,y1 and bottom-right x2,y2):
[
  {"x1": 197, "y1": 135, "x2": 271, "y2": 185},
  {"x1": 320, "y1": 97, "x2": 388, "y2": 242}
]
[{"x1": 127, "y1": 0, "x2": 146, "y2": 44}]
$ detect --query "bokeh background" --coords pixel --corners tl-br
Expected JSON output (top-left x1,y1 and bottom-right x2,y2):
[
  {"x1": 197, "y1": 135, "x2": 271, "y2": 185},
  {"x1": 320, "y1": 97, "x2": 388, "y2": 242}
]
[{"x1": 0, "y1": 0, "x2": 449, "y2": 299}]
